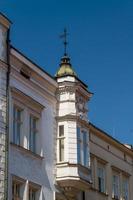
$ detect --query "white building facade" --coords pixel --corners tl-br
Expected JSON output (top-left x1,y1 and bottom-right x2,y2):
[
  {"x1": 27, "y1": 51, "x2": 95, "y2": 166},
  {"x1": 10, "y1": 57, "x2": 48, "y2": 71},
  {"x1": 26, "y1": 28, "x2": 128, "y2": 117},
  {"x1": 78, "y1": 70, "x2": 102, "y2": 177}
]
[{"x1": 0, "y1": 13, "x2": 133, "y2": 200}]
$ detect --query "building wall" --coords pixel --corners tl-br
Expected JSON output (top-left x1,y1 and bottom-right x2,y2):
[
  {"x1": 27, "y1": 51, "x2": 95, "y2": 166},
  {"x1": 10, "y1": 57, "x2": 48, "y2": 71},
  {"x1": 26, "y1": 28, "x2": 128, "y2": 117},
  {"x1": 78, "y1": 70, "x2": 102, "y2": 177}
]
[
  {"x1": 85, "y1": 125, "x2": 133, "y2": 200},
  {"x1": 8, "y1": 49, "x2": 57, "y2": 200},
  {"x1": 0, "y1": 61, "x2": 7, "y2": 199},
  {"x1": 0, "y1": 14, "x2": 10, "y2": 199}
]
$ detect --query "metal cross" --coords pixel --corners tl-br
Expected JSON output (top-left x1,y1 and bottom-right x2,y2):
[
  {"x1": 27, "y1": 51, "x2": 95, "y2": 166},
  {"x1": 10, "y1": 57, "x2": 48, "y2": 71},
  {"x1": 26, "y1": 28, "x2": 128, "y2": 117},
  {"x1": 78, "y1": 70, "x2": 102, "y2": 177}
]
[{"x1": 60, "y1": 28, "x2": 68, "y2": 56}]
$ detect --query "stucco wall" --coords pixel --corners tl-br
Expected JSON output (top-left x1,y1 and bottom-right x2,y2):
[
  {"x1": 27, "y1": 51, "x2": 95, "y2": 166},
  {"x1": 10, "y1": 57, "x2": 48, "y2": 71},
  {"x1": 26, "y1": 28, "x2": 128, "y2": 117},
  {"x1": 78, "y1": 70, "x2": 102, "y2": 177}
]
[{"x1": 8, "y1": 54, "x2": 57, "y2": 200}]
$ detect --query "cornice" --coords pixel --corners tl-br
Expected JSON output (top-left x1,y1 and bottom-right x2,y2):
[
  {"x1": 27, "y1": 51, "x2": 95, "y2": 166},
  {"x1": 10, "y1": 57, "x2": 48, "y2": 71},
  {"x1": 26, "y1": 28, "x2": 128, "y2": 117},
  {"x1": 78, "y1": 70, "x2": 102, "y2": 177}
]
[
  {"x1": 56, "y1": 115, "x2": 90, "y2": 128},
  {"x1": 10, "y1": 56, "x2": 57, "y2": 95},
  {"x1": 0, "y1": 13, "x2": 11, "y2": 29},
  {"x1": 11, "y1": 87, "x2": 44, "y2": 112},
  {"x1": 111, "y1": 165, "x2": 131, "y2": 177},
  {"x1": 10, "y1": 47, "x2": 57, "y2": 87},
  {"x1": 89, "y1": 123, "x2": 133, "y2": 157},
  {"x1": 10, "y1": 68, "x2": 57, "y2": 105},
  {"x1": 90, "y1": 153, "x2": 108, "y2": 164}
]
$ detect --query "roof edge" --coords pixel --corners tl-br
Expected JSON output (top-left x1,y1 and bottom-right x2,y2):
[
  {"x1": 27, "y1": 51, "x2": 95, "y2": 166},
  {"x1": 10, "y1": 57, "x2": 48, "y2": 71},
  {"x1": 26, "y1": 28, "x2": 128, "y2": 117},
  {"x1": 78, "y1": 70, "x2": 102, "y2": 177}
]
[
  {"x1": 89, "y1": 122, "x2": 133, "y2": 154},
  {"x1": 10, "y1": 45, "x2": 56, "y2": 83}
]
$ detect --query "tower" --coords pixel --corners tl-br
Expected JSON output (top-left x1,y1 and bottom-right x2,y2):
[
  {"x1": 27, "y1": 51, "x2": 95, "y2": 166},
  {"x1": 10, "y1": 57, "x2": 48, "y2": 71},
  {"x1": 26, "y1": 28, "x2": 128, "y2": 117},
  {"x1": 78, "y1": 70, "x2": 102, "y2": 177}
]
[
  {"x1": 0, "y1": 13, "x2": 11, "y2": 199},
  {"x1": 55, "y1": 54, "x2": 93, "y2": 199}
]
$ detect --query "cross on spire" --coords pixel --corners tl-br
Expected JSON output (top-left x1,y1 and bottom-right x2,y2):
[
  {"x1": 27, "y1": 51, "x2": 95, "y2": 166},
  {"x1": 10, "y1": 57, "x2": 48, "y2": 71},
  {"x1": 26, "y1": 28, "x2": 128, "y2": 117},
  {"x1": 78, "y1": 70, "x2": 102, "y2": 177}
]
[{"x1": 60, "y1": 28, "x2": 69, "y2": 56}]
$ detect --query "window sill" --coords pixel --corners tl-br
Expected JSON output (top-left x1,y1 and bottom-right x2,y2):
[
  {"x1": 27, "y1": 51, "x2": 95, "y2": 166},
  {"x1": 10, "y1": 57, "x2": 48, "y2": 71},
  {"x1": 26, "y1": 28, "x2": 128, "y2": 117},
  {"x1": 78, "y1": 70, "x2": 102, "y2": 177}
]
[
  {"x1": 98, "y1": 191, "x2": 108, "y2": 196},
  {"x1": 91, "y1": 187, "x2": 108, "y2": 196},
  {"x1": 112, "y1": 197, "x2": 120, "y2": 200},
  {"x1": 10, "y1": 142, "x2": 44, "y2": 160}
]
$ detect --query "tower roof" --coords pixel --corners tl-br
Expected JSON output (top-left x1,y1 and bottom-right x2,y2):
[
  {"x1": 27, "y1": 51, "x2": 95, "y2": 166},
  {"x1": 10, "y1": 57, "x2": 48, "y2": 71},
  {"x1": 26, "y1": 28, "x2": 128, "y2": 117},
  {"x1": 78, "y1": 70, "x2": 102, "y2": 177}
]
[{"x1": 55, "y1": 55, "x2": 77, "y2": 78}]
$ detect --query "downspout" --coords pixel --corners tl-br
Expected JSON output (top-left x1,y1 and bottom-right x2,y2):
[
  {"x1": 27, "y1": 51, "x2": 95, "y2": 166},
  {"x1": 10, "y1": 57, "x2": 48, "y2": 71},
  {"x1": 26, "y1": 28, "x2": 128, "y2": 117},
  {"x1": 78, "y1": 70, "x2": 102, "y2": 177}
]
[{"x1": 4, "y1": 27, "x2": 11, "y2": 200}]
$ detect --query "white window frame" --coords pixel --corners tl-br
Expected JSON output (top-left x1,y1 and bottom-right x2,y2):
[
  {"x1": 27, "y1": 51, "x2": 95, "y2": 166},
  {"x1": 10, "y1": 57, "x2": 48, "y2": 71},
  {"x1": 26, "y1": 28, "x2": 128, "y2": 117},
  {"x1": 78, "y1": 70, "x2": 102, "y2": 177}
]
[
  {"x1": 29, "y1": 114, "x2": 39, "y2": 153},
  {"x1": 12, "y1": 182, "x2": 21, "y2": 200},
  {"x1": 112, "y1": 174, "x2": 120, "y2": 199},
  {"x1": 77, "y1": 127, "x2": 89, "y2": 167},
  {"x1": 29, "y1": 187, "x2": 37, "y2": 200},
  {"x1": 29, "y1": 182, "x2": 41, "y2": 200},
  {"x1": 58, "y1": 125, "x2": 65, "y2": 162},
  {"x1": 122, "y1": 177, "x2": 129, "y2": 200},
  {"x1": 12, "y1": 177, "x2": 25, "y2": 200},
  {"x1": 77, "y1": 127, "x2": 81, "y2": 164},
  {"x1": 11, "y1": 88, "x2": 43, "y2": 155},
  {"x1": 82, "y1": 130, "x2": 88, "y2": 167},
  {"x1": 13, "y1": 105, "x2": 23, "y2": 146},
  {"x1": 97, "y1": 164, "x2": 106, "y2": 193}
]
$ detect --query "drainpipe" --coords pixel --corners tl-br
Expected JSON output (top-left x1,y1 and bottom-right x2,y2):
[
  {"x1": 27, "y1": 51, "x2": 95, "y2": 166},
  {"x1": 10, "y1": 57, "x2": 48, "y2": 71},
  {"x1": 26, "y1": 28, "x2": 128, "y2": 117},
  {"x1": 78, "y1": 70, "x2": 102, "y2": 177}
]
[{"x1": 4, "y1": 27, "x2": 11, "y2": 200}]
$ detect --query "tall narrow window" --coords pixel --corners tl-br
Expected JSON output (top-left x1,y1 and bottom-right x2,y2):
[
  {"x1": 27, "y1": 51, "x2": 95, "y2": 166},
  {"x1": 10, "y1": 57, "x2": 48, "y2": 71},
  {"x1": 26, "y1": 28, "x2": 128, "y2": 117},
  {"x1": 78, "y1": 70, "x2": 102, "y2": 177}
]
[
  {"x1": 58, "y1": 125, "x2": 64, "y2": 162},
  {"x1": 29, "y1": 187, "x2": 36, "y2": 200},
  {"x1": 77, "y1": 127, "x2": 81, "y2": 164},
  {"x1": 112, "y1": 175, "x2": 120, "y2": 199},
  {"x1": 12, "y1": 182, "x2": 21, "y2": 200},
  {"x1": 83, "y1": 131, "x2": 88, "y2": 167},
  {"x1": 122, "y1": 178, "x2": 129, "y2": 200},
  {"x1": 82, "y1": 191, "x2": 85, "y2": 200},
  {"x1": 98, "y1": 166, "x2": 105, "y2": 193},
  {"x1": 13, "y1": 106, "x2": 22, "y2": 145},
  {"x1": 77, "y1": 129, "x2": 89, "y2": 167},
  {"x1": 29, "y1": 115, "x2": 38, "y2": 153}
]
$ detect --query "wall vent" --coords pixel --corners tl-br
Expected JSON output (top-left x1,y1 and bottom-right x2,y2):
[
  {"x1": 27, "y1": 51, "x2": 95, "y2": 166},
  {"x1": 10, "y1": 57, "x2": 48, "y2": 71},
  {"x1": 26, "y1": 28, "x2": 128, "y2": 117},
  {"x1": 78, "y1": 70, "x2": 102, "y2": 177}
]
[{"x1": 20, "y1": 68, "x2": 31, "y2": 79}]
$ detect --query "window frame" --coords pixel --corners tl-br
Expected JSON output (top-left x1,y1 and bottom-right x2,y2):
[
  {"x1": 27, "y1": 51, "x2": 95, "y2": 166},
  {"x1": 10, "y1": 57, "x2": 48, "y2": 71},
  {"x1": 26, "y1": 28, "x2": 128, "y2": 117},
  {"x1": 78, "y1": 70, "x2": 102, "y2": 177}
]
[
  {"x1": 77, "y1": 127, "x2": 89, "y2": 167},
  {"x1": 97, "y1": 164, "x2": 106, "y2": 193},
  {"x1": 122, "y1": 177, "x2": 129, "y2": 200},
  {"x1": 11, "y1": 88, "x2": 44, "y2": 156},
  {"x1": 58, "y1": 125, "x2": 65, "y2": 162},
  {"x1": 29, "y1": 182, "x2": 41, "y2": 200},
  {"x1": 29, "y1": 114, "x2": 39, "y2": 153},
  {"x1": 12, "y1": 176, "x2": 25, "y2": 200},
  {"x1": 13, "y1": 105, "x2": 23, "y2": 146},
  {"x1": 112, "y1": 173, "x2": 120, "y2": 200},
  {"x1": 29, "y1": 187, "x2": 37, "y2": 200}
]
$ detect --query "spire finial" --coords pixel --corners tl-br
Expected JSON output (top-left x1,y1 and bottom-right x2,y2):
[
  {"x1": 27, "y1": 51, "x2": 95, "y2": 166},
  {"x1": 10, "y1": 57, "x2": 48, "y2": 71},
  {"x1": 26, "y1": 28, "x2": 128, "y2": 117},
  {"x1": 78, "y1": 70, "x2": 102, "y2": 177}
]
[{"x1": 60, "y1": 28, "x2": 68, "y2": 56}]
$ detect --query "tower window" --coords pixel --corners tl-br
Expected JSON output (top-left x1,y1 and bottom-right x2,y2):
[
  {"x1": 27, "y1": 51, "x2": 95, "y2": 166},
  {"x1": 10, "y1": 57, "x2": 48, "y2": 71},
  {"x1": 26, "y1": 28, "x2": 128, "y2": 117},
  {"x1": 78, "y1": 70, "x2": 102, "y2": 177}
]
[
  {"x1": 77, "y1": 128, "x2": 89, "y2": 167},
  {"x1": 58, "y1": 125, "x2": 65, "y2": 162}
]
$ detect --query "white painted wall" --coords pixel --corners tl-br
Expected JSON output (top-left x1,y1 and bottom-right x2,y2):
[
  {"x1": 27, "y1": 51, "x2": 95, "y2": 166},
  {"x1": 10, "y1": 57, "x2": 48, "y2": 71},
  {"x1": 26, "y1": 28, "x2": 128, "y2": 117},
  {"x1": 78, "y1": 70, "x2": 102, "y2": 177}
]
[{"x1": 8, "y1": 64, "x2": 57, "y2": 200}]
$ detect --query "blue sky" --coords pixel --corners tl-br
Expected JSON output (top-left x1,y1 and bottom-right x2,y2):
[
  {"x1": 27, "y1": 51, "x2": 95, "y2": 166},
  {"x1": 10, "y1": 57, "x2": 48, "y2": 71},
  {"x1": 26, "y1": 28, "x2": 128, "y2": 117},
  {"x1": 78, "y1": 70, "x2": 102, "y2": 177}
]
[{"x1": 1, "y1": 0, "x2": 133, "y2": 144}]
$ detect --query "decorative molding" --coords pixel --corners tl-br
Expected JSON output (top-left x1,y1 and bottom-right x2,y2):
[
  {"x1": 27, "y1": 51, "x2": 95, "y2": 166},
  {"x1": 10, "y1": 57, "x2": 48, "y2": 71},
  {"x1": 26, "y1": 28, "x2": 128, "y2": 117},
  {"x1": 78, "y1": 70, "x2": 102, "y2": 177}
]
[{"x1": 11, "y1": 87, "x2": 44, "y2": 114}]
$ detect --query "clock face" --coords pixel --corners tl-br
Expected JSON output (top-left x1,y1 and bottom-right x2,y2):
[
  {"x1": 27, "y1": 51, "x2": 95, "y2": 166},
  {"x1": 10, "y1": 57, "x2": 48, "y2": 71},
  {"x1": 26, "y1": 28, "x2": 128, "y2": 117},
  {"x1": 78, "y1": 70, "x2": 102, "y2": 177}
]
[{"x1": 0, "y1": 24, "x2": 7, "y2": 62}]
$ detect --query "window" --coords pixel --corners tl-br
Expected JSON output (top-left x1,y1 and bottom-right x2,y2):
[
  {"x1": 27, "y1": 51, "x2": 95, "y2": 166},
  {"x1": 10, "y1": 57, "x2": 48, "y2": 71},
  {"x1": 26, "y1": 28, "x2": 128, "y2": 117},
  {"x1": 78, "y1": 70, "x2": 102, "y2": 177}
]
[
  {"x1": 82, "y1": 191, "x2": 85, "y2": 200},
  {"x1": 58, "y1": 125, "x2": 65, "y2": 162},
  {"x1": 97, "y1": 166, "x2": 105, "y2": 193},
  {"x1": 13, "y1": 106, "x2": 22, "y2": 145},
  {"x1": 77, "y1": 128, "x2": 89, "y2": 167},
  {"x1": 29, "y1": 115, "x2": 38, "y2": 153},
  {"x1": 29, "y1": 187, "x2": 36, "y2": 200},
  {"x1": 83, "y1": 131, "x2": 88, "y2": 166},
  {"x1": 122, "y1": 178, "x2": 129, "y2": 200},
  {"x1": 12, "y1": 182, "x2": 21, "y2": 200},
  {"x1": 77, "y1": 127, "x2": 81, "y2": 163},
  {"x1": 112, "y1": 175, "x2": 120, "y2": 199}
]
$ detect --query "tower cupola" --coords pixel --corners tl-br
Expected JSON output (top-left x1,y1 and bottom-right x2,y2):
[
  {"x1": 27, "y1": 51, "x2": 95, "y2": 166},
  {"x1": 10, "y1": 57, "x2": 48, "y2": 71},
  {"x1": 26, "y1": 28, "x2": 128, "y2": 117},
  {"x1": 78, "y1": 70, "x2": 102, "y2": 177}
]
[{"x1": 55, "y1": 55, "x2": 77, "y2": 78}]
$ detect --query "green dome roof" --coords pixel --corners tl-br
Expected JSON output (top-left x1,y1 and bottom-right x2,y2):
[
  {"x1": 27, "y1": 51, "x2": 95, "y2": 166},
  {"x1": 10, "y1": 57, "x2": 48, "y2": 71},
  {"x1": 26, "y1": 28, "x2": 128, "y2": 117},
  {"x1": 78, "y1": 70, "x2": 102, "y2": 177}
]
[{"x1": 55, "y1": 55, "x2": 77, "y2": 78}]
